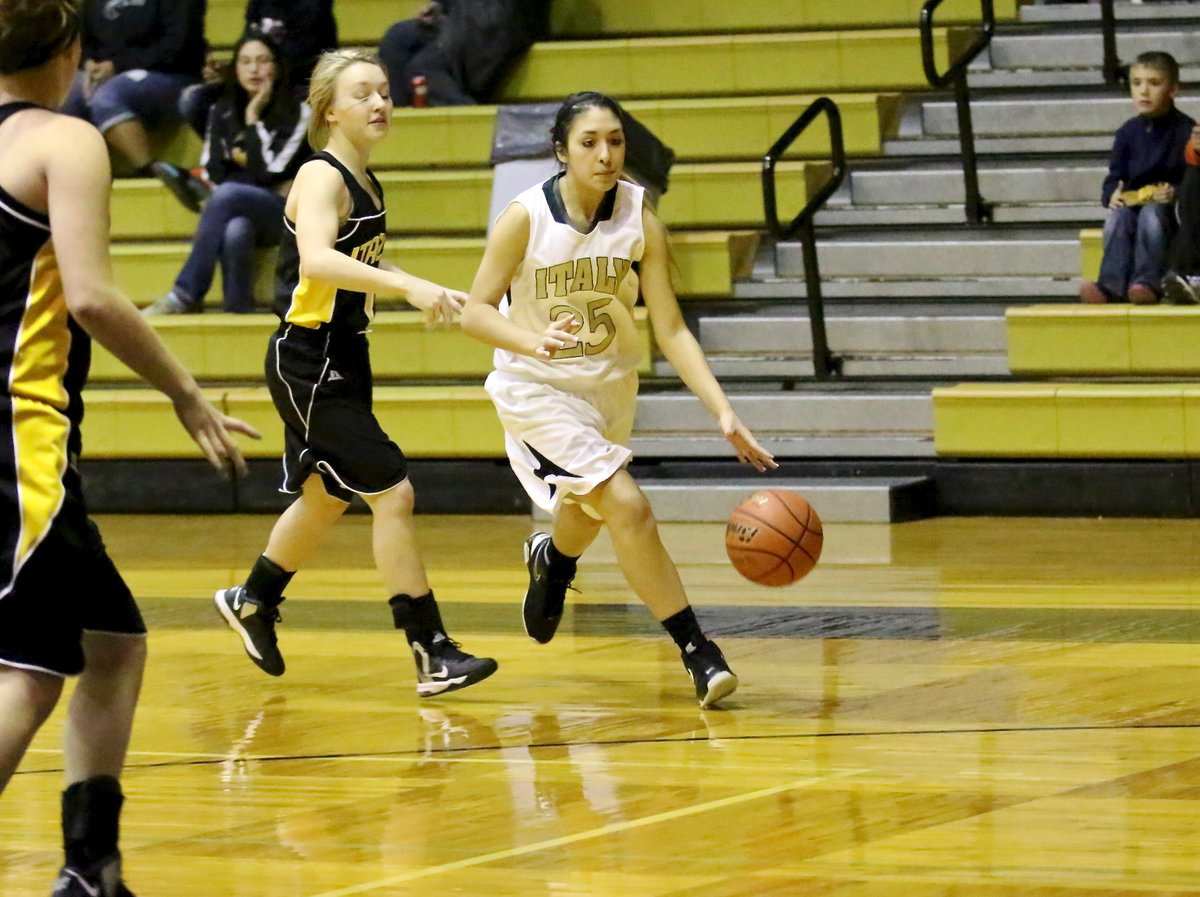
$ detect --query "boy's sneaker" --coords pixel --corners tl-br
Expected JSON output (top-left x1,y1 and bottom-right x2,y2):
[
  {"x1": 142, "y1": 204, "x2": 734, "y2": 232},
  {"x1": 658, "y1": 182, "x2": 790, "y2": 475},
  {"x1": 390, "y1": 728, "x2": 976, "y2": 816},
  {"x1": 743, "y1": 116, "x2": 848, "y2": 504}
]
[
  {"x1": 411, "y1": 633, "x2": 498, "y2": 697},
  {"x1": 681, "y1": 640, "x2": 739, "y2": 708},
  {"x1": 52, "y1": 853, "x2": 135, "y2": 897},
  {"x1": 523, "y1": 532, "x2": 575, "y2": 643},
  {"x1": 1163, "y1": 271, "x2": 1200, "y2": 305},
  {"x1": 141, "y1": 290, "x2": 197, "y2": 317},
  {"x1": 214, "y1": 586, "x2": 285, "y2": 676}
]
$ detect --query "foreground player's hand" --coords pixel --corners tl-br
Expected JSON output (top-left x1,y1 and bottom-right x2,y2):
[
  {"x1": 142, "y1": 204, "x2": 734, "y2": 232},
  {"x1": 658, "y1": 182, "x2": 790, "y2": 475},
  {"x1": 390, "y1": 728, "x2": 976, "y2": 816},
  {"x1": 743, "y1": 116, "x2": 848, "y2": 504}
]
[
  {"x1": 536, "y1": 314, "x2": 579, "y2": 358},
  {"x1": 407, "y1": 278, "x2": 464, "y2": 329},
  {"x1": 173, "y1": 392, "x2": 261, "y2": 477},
  {"x1": 720, "y1": 409, "x2": 778, "y2": 472}
]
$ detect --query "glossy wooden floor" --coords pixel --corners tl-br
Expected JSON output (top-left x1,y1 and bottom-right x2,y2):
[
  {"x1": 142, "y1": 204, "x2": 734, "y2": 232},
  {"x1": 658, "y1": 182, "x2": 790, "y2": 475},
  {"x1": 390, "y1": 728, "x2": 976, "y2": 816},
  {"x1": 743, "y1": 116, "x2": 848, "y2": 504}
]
[{"x1": 4, "y1": 513, "x2": 1200, "y2": 896}]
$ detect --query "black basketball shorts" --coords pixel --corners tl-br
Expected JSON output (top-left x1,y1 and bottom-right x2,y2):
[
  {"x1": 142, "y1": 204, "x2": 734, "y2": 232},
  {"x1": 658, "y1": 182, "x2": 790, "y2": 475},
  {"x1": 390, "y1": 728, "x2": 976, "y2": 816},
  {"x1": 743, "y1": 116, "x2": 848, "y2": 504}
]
[
  {"x1": 266, "y1": 325, "x2": 407, "y2": 503},
  {"x1": 0, "y1": 481, "x2": 144, "y2": 677}
]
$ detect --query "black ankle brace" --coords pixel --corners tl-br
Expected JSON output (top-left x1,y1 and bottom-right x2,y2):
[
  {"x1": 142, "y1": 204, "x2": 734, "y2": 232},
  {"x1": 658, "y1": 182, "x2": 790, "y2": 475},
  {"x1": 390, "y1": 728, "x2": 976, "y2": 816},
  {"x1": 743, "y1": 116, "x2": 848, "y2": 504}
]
[
  {"x1": 61, "y1": 775, "x2": 123, "y2": 869},
  {"x1": 389, "y1": 591, "x2": 445, "y2": 642},
  {"x1": 245, "y1": 555, "x2": 294, "y2": 608}
]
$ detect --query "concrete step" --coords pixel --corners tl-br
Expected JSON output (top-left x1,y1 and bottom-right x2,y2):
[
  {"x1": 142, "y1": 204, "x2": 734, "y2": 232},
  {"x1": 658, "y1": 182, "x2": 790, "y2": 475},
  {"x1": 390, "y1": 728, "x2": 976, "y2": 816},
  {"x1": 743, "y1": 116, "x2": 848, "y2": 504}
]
[
  {"x1": 774, "y1": 229, "x2": 1079, "y2": 279},
  {"x1": 817, "y1": 202, "x2": 1102, "y2": 226},
  {"x1": 631, "y1": 391, "x2": 935, "y2": 458},
  {"x1": 884, "y1": 134, "x2": 1115, "y2": 156},
  {"x1": 966, "y1": 65, "x2": 1200, "y2": 89},
  {"x1": 734, "y1": 276, "x2": 1074, "y2": 300},
  {"x1": 986, "y1": 30, "x2": 1200, "y2": 69},
  {"x1": 635, "y1": 477, "x2": 935, "y2": 523},
  {"x1": 1020, "y1": 1, "x2": 1200, "y2": 23},
  {"x1": 921, "y1": 95, "x2": 1200, "y2": 137},
  {"x1": 682, "y1": 307, "x2": 1009, "y2": 378},
  {"x1": 846, "y1": 161, "x2": 1105, "y2": 205}
]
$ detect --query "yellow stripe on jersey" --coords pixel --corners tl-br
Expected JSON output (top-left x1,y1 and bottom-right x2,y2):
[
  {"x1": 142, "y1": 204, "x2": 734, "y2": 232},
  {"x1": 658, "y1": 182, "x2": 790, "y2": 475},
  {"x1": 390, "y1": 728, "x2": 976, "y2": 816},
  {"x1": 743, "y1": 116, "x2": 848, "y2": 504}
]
[
  {"x1": 10, "y1": 242, "x2": 70, "y2": 410},
  {"x1": 284, "y1": 275, "x2": 338, "y2": 329},
  {"x1": 12, "y1": 395, "x2": 68, "y2": 565},
  {"x1": 8, "y1": 241, "x2": 71, "y2": 568}
]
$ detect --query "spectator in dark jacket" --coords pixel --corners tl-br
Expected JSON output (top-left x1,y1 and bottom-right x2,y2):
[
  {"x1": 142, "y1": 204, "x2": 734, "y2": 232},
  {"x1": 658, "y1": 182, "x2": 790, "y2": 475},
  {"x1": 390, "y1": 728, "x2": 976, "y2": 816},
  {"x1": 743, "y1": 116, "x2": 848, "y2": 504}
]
[
  {"x1": 61, "y1": 0, "x2": 207, "y2": 209},
  {"x1": 145, "y1": 32, "x2": 311, "y2": 315},
  {"x1": 1081, "y1": 51, "x2": 1195, "y2": 304},
  {"x1": 379, "y1": 0, "x2": 550, "y2": 106}
]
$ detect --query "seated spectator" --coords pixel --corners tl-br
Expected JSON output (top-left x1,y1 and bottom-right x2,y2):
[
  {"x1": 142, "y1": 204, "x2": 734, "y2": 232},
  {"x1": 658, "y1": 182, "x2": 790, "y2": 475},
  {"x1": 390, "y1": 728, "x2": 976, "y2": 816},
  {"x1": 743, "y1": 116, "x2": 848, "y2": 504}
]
[
  {"x1": 62, "y1": 0, "x2": 208, "y2": 211},
  {"x1": 379, "y1": 0, "x2": 551, "y2": 107},
  {"x1": 1080, "y1": 51, "x2": 1195, "y2": 305},
  {"x1": 144, "y1": 32, "x2": 312, "y2": 316},
  {"x1": 1163, "y1": 124, "x2": 1200, "y2": 304},
  {"x1": 182, "y1": 0, "x2": 337, "y2": 138}
]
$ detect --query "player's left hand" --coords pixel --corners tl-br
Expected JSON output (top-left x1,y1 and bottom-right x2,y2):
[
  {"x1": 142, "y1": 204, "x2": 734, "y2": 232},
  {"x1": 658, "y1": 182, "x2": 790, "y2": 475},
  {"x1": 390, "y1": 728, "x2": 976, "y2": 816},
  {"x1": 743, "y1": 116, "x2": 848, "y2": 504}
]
[{"x1": 720, "y1": 409, "x2": 778, "y2": 472}]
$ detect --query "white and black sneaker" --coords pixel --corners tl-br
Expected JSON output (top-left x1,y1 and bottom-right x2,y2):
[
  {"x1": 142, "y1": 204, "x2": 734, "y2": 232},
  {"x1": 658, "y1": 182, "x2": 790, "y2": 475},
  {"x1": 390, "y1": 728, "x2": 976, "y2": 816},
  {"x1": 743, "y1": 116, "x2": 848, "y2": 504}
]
[
  {"x1": 214, "y1": 586, "x2": 285, "y2": 676},
  {"x1": 411, "y1": 633, "x2": 497, "y2": 697},
  {"x1": 51, "y1": 853, "x2": 135, "y2": 897},
  {"x1": 523, "y1": 532, "x2": 575, "y2": 644},
  {"x1": 681, "y1": 640, "x2": 739, "y2": 708},
  {"x1": 1163, "y1": 271, "x2": 1200, "y2": 305}
]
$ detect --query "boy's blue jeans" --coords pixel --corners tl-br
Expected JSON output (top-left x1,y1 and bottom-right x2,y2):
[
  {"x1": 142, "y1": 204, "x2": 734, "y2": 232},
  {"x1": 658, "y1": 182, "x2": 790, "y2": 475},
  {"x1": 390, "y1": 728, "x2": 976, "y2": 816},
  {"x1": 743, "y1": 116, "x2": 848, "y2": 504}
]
[{"x1": 1099, "y1": 202, "x2": 1173, "y2": 299}]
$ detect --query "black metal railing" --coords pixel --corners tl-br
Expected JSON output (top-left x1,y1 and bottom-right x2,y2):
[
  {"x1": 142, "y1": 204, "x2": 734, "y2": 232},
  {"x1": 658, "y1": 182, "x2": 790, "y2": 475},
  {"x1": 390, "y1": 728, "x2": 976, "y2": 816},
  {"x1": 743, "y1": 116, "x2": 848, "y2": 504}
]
[
  {"x1": 1099, "y1": 0, "x2": 1125, "y2": 85},
  {"x1": 920, "y1": 0, "x2": 995, "y2": 224},
  {"x1": 762, "y1": 96, "x2": 846, "y2": 380}
]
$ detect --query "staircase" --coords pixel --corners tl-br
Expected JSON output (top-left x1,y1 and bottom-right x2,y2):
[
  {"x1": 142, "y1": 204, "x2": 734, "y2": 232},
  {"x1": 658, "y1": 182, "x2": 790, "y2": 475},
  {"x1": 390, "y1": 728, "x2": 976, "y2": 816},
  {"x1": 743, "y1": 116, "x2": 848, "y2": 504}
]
[{"x1": 631, "y1": 1, "x2": 1200, "y2": 522}]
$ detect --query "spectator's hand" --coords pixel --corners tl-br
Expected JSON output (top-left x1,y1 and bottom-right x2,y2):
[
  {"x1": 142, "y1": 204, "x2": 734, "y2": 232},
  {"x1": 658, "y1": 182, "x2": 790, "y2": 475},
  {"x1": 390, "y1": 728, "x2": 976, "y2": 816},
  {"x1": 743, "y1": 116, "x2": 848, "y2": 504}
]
[
  {"x1": 202, "y1": 53, "x2": 229, "y2": 87},
  {"x1": 535, "y1": 313, "x2": 580, "y2": 358},
  {"x1": 719, "y1": 410, "x2": 778, "y2": 472},
  {"x1": 1153, "y1": 182, "x2": 1177, "y2": 204},
  {"x1": 245, "y1": 71, "x2": 274, "y2": 125},
  {"x1": 417, "y1": 2, "x2": 444, "y2": 25},
  {"x1": 83, "y1": 59, "x2": 115, "y2": 99},
  {"x1": 1109, "y1": 180, "x2": 1126, "y2": 209}
]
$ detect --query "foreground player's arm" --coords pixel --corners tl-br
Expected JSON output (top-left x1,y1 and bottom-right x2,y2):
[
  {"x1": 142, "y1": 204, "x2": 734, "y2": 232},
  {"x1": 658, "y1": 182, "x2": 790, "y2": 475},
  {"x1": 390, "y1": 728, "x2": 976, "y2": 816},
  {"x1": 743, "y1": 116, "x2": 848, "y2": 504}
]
[
  {"x1": 461, "y1": 203, "x2": 579, "y2": 358},
  {"x1": 292, "y1": 161, "x2": 456, "y2": 317},
  {"x1": 46, "y1": 119, "x2": 259, "y2": 473},
  {"x1": 641, "y1": 208, "x2": 776, "y2": 471}
]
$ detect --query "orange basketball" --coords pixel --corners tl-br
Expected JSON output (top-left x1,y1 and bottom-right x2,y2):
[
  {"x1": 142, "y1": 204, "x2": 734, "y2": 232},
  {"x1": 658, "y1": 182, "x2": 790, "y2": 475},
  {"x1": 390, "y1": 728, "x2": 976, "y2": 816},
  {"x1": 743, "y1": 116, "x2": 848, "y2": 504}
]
[{"x1": 725, "y1": 490, "x2": 823, "y2": 587}]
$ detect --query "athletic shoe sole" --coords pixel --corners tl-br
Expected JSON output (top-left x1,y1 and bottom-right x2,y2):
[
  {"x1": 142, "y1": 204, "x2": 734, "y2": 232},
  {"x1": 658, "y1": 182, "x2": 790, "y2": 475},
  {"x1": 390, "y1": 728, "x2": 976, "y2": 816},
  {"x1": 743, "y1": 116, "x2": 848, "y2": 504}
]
[
  {"x1": 416, "y1": 657, "x2": 498, "y2": 697},
  {"x1": 698, "y1": 670, "x2": 739, "y2": 708}
]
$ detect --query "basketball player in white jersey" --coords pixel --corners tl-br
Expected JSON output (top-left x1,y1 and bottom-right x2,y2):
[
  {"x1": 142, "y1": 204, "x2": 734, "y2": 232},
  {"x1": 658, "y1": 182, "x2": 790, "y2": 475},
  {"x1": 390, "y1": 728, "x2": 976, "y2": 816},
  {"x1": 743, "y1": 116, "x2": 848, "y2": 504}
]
[
  {"x1": 0, "y1": 3, "x2": 257, "y2": 894},
  {"x1": 462, "y1": 91, "x2": 777, "y2": 708}
]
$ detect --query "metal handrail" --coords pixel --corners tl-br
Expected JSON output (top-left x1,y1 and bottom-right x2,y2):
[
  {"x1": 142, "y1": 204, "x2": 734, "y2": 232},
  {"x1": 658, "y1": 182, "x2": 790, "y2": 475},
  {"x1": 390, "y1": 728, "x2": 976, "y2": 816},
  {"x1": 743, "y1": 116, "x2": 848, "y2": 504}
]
[
  {"x1": 761, "y1": 96, "x2": 846, "y2": 379},
  {"x1": 1100, "y1": 0, "x2": 1125, "y2": 85},
  {"x1": 919, "y1": 0, "x2": 995, "y2": 224}
]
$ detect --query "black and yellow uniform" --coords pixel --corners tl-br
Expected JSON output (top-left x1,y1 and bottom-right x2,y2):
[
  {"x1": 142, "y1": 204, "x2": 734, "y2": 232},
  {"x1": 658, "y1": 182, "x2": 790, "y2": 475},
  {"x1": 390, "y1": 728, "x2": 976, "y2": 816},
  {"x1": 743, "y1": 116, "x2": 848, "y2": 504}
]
[
  {"x1": 0, "y1": 102, "x2": 143, "y2": 677},
  {"x1": 267, "y1": 151, "x2": 405, "y2": 501}
]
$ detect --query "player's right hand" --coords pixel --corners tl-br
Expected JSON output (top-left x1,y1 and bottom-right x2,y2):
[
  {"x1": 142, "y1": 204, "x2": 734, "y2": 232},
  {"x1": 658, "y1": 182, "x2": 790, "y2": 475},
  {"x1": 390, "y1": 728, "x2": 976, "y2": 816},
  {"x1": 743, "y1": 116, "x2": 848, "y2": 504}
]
[
  {"x1": 173, "y1": 392, "x2": 261, "y2": 476},
  {"x1": 535, "y1": 314, "x2": 580, "y2": 358}
]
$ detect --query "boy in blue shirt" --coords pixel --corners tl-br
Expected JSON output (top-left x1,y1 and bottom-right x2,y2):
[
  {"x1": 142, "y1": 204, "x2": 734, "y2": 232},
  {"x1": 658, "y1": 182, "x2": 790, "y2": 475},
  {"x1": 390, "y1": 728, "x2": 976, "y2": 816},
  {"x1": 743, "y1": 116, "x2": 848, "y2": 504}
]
[{"x1": 1081, "y1": 51, "x2": 1194, "y2": 304}]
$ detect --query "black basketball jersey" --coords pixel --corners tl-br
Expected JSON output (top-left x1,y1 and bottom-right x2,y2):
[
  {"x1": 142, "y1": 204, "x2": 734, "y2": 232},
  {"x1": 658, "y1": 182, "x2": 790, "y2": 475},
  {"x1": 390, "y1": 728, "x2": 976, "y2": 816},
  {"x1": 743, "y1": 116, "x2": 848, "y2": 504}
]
[
  {"x1": 0, "y1": 101, "x2": 91, "y2": 595},
  {"x1": 277, "y1": 151, "x2": 388, "y2": 334}
]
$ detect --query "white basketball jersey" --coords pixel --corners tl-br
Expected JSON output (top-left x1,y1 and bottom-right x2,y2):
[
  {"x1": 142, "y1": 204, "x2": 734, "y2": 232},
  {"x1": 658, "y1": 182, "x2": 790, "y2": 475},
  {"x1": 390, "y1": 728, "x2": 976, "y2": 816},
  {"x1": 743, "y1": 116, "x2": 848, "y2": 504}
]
[{"x1": 495, "y1": 174, "x2": 645, "y2": 387}]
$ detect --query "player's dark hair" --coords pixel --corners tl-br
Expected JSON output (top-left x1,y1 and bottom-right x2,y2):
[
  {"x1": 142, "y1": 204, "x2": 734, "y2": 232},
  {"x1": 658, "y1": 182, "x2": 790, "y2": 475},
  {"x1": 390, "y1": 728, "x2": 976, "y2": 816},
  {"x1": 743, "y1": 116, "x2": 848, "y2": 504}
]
[
  {"x1": 550, "y1": 91, "x2": 625, "y2": 160},
  {"x1": 0, "y1": 0, "x2": 79, "y2": 75},
  {"x1": 225, "y1": 30, "x2": 294, "y2": 129},
  {"x1": 1134, "y1": 51, "x2": 1180, "y2": 86}
]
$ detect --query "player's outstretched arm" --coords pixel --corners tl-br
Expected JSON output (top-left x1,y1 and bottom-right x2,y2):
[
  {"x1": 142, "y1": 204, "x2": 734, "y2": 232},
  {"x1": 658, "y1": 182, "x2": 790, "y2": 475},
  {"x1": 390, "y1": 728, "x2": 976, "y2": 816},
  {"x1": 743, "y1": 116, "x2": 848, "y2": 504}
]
[
  {"x1": 641, "y1": 208, "x2": 777, "y2": 471},
  {"x1": 46, "y1": 118, "x2": 259, "y2": 473},
  {"x1": 461, "y1": 203, "x2": 579, "y2": 358}
]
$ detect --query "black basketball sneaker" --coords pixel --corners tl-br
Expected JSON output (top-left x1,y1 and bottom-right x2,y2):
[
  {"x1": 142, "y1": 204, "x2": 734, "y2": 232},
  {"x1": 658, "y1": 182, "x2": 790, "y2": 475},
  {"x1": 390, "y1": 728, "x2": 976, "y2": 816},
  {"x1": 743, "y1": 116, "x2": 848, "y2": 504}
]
[
  {"x1": 523, "y1": 532, "x2": 576, "y2": 643},
  {"x1": 411, "y1": 632, "x2": 498, "y2": 697},
  {"x1": 52, "y1": 853, "x2": 135, "y2": 897},
  {"x1": 681, "y1": 639, "x2": 739, "y2": 708},
  {"x1": 214, "y1": 586, "x2": 285, "y2": 676}
]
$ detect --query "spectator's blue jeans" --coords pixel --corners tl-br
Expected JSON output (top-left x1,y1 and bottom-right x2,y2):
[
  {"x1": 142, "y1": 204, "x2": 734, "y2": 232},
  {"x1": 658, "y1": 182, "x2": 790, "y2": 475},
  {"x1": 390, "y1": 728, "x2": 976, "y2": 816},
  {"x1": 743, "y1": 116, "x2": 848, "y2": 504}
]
[
  {"x1": 62, "y1": 70, "x2": 195, "y2": 134},
  {"x1": 175, "y1": 182, "x2": 285, "y2": 312},
  {"x1": 1099, "y1": 202, "x2": 1172, "y2": 299}
]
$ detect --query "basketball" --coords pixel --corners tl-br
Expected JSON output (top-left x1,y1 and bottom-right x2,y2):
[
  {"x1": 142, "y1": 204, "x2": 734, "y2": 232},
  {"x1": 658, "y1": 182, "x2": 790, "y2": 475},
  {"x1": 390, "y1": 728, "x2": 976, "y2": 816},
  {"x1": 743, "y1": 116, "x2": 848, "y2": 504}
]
[{"x1": 725, "y1": 490, "x2": 823, "y2": 587}]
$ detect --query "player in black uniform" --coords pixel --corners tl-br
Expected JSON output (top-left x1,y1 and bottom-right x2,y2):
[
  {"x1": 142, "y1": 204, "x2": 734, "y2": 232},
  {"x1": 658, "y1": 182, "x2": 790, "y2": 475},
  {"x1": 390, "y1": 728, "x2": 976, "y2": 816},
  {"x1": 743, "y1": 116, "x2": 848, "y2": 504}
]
[
  {"x1": 0, "y1": 3, "x2": 257, "y2": 895},
  {"x1": 214, "y1": 49, "x2": 497, "y2": 696}
]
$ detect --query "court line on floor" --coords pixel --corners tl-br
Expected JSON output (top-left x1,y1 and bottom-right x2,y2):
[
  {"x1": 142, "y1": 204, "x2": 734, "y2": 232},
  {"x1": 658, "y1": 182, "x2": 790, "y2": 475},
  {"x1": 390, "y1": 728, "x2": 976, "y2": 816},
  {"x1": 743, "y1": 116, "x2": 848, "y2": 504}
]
[
  {"x1": 308, "y1": 769, "x2": 862, "y2": 897},
  {"x1": 15, "y1": 722, "x2": 1199, "y2": 777}
]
